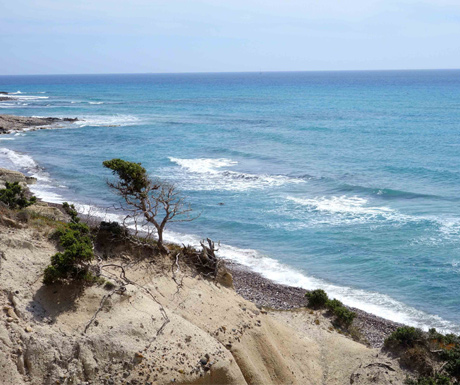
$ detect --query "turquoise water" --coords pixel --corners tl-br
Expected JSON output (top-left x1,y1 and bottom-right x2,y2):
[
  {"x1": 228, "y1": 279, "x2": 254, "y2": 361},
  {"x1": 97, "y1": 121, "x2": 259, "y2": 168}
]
[{"x1": 1, "y1": 71, "x2": 460, "y2": 331}]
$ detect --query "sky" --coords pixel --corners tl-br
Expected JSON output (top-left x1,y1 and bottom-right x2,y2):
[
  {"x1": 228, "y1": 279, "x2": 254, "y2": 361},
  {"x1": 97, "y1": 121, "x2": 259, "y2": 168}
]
[{"x1": 0, "y1": 0, "x2": 459, "y2": 75}]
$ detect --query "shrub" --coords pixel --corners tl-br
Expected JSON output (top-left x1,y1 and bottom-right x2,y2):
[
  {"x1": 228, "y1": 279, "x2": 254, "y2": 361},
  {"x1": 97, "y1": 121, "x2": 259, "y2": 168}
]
[
  {"x1": 305, "y1": 289, "x2": 329, "y2": 309},
  {"x1": 441, "y1": 346, "x2": 460, "y2": 380},
  {"x1": 333, "y1": 305, "x2": 356, "y2": 327},
  {"x1": 385, "y1": 326, "x2": 425, "y2": 350},
  {"x1": 306, "y1": 289, "x2": 356, "y2": 327},
  {"x1": 43, "y1": 203, "x2": 95, "y2": 285},
  {"x1": 0, "y1": 181, "x2": 36, "y2": 209},
  {"x1": 326, "y1": 298, "x2": 343, "y2": 312}
]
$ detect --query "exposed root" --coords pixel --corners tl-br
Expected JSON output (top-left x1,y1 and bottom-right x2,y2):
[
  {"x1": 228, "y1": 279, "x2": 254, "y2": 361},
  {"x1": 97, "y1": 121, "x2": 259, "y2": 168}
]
[
  {"x1": 83, "y1": 288, "x2": 118, "y2": 333},
  {"x1": 84, "y1": 262, "x2": 170, "y2": 336}
]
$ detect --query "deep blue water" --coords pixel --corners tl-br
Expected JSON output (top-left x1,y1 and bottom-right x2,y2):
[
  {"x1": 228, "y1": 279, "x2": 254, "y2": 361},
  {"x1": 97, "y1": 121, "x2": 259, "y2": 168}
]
[{"x1": 1, "y1": 71, "x2": 460, "y2": 331}]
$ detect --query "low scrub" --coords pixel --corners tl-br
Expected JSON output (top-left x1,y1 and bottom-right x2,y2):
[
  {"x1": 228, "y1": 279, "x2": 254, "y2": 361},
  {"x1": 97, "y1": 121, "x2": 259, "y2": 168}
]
[
  {"x1": 305, "y1": 289, "x2": 356, "y2": 328},
  {"x1": 43, "y1": 203, "x2": 95, "y2": 285},
  {"x1": 386, "y1": 327, "x2": 460, "y2": 384},
  {"x1": 305, "y1": 289, "x2": 329, "y2": 309},
  {"x1": 385, "y1": 326, "x2": 424, "y2": 350},
  {"x1": 0, "y1": 181, "x2": 36, "y2": 209}
]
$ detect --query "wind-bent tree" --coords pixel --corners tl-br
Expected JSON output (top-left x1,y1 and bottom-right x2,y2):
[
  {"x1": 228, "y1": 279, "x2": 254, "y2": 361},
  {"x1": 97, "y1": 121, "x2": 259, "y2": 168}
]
[{"x1": 103, "y1": 158, "x2": 195, "y2": 254}]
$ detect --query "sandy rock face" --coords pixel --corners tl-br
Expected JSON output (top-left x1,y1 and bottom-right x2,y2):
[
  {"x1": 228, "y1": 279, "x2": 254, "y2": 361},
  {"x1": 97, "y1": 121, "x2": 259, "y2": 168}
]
[
  {"x1": 0, "y1": 167, "x2": 35, "y2": 190},
  {"x1": 25, "y1": 202, "x2": 69, "y2": 222}
]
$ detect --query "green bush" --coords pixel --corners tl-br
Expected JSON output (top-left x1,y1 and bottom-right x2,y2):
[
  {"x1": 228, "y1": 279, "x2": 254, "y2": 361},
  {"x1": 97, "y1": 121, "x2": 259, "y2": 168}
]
[
  {"x1": 385, "y1": 326, "x2": 424, "y2": 349},
  {"x1": 43, "y1": 203, "x2": 95, "y2": 285},
  {"x1": 305, "y1": 289, "x2": 329, "y2": 309},
  {"x1": 306, "y1": 289, "x2": 356, "y2": 328},
  {"x1": 0, "y1": 181, "x2": 36, "y2": 209},
  {"x1": 326, "y1": 298, "x2": 343, "y2": 312},
  {"x1": 333, "y1": 305, "x2": 356, "y2": 327},
  {"x1": 441, "y1": 346, "x2": 460, "y2": 380}
]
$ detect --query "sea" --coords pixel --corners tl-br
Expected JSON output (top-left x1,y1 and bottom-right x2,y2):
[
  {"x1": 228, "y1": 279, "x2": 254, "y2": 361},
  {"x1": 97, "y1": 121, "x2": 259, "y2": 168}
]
[{"x1": 1, "y1": 70, "x2": 459, "y2": 333}]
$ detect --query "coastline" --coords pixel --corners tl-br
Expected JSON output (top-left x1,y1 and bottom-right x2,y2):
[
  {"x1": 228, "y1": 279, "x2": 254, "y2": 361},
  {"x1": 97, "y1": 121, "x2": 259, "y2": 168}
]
[
  {"x1": 228, "y1": 261, "x2": 402, "y2": 347},
  {"x1": 0, "y1": 113, "x2": 450, "y2": 348}
]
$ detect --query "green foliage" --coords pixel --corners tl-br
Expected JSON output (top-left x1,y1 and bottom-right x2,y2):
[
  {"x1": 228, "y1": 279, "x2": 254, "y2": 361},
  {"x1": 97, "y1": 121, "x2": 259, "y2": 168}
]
[
  {"x1": 305, "y1": 289, "x2": 329, "y2": 309},
  {"x1": 333, "y1": 305, "x2": 356, "y2": 327},
  {"x1": 0, "y1": 181, "x2": 36, "y2": 209},
  {"x1": 385, "y1": 327, "x2": 424, "y2": 349},
  {"x1": 62, "y1": 201, "x2": 79, "y2": 222},
  {"x1": 326, "y1": 298, "x2": 343, "y2": 312},
  {"x1": 405, "y1": 374, "x2": 452, "y2": 385},
  {"x1": 306, "y1": 289, "x2": 356, "y2": 327},
  {"x1": 103, "y1": 158, "x2": 149, "y2": 195},
  {"x1": 441, "y1": 346, "x2": 460, "y2": 380},
  {"x1": 43, "y1": 202, "x2": 94, "y2": 285},
  {"x1": 99, "y1": 221, "x2": 126, "y2": 237}
]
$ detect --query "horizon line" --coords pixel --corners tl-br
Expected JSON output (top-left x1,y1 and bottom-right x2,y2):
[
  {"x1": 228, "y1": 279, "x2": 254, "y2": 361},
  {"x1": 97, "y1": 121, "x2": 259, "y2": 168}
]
[{"x1": 1, "y1": 68, "x2": 459, "y2": 77}]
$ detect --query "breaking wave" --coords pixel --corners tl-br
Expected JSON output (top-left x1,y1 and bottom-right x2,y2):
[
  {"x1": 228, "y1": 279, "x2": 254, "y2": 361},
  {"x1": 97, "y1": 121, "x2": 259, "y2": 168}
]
[
  {"x1": 167, "y1": 157, "x2": 304, "y2": 191},
  {"x1": 74, "y1": 114, "x2": 140, "y2": 127}
]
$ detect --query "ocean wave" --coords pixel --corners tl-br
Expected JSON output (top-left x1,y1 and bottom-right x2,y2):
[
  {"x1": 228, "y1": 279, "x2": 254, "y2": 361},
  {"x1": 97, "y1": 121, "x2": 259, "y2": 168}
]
[
  {"x1": 0, "y1": 148, "x2": 50, "y2": 183},
  {"x1": 287, "y1": 195, "x2": 394, "y2": 217},
  {"x1": 88, "y1": 101, "x2": 104, "y2": 105},
  {"x1": 167, "y1": 157, "x2": 304, "y2": 191},
  {"x1": 281, "y1": 195, "x2": 419, "y2": 229},
  {"x1": 74, "y1": 114, "x2": 140, "y2": 127},
  {"x1": 337, "y1": 184, "x2": 439, "y2": 200},
  {"x1": 2, "y1": 95, "x2": 49, "y2": 100}
]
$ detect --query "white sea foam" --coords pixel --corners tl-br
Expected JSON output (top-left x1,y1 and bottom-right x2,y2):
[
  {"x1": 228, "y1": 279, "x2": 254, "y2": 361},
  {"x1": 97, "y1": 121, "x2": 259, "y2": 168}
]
[
  {"x1": 287, "y1": 195, "x2": 394, "y2": 217},
  {"x1": 2, "y1": 95, "x2": 49, "y2": 100},
  {"x1": 0, "y1": 148, "x2": 39, "y2": 170},
  {"x1": 284, "y1": 195, "x2": 415, "y2": 227},
  {"x1": 88, "y1": 101, "x2": 104, "y2": 105},
  {"x1": 74, "y1": 114, "x2": 140, "y2": 127},
  {"x1": 167, "y1": 157, "x2": 303, "y2": 191},
  {"x1": 0, "y1": 148, "x2": 66, "y2": 205}
]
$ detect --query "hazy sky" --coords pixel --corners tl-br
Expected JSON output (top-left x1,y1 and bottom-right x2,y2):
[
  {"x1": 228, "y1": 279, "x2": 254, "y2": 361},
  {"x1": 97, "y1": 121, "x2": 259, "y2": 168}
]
[{"x1": 1, "y1": 0, "x2": 459, "y2": 75}]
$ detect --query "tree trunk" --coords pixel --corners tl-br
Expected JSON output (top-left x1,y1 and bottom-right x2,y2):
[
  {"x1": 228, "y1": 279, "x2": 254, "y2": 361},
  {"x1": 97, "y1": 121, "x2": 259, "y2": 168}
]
[{"x1": 157, "y1": 228, "x2": 169, "y2": 255}]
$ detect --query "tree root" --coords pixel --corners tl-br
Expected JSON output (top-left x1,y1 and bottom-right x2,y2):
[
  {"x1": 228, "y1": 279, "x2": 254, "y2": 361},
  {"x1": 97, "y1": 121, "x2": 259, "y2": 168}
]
[{"x1": 83, "y1": 262, "x2": 169, "y2": 336}]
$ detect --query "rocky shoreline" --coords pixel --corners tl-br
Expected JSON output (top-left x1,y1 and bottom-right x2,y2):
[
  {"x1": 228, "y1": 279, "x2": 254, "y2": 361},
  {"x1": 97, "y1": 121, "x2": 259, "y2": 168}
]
[{"x1": 0, "y1": 114, "x2": 78, "y2": 134}]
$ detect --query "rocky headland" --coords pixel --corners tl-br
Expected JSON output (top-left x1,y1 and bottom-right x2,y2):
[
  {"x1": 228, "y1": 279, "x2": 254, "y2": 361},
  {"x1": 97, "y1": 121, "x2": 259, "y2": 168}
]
[{"x1": 0, "y1": 114, "x2": 78, "y2": 134}]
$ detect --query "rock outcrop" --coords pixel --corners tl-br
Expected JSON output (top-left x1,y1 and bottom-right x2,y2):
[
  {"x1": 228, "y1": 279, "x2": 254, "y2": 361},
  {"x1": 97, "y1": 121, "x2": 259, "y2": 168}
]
[
  {"x1": 0, "y1": 168, "x2": 36, "y2": 190},
  {"x1": 0, "y1": 114, "x2": 78, "y2": 134}
]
